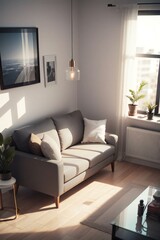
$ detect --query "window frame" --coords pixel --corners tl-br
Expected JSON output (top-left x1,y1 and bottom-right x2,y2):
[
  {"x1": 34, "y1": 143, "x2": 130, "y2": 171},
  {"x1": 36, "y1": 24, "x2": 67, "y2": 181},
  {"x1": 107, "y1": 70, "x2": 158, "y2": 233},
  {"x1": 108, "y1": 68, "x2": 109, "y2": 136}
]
[{"x1": 137, "y1": 10, "x2": 160, "y2": 116}]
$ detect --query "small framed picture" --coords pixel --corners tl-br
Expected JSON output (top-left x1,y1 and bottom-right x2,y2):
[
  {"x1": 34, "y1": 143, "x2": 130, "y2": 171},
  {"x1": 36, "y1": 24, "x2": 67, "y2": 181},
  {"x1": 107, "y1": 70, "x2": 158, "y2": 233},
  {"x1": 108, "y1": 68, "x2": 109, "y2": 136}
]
[{"x1": 43, "y1": 55, "x2": 56, "y2": 87}]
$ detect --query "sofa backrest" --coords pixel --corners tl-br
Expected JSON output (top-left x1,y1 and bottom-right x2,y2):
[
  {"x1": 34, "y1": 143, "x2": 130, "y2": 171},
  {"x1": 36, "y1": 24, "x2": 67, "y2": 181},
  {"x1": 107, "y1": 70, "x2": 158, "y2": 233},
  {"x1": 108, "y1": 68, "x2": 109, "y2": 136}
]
[
  {"x1": 13, "y1": 118, "x2": 60, "y2": 153},
  {"x1": 53, "y1": 110, "x2": 84, "y2": 151}
]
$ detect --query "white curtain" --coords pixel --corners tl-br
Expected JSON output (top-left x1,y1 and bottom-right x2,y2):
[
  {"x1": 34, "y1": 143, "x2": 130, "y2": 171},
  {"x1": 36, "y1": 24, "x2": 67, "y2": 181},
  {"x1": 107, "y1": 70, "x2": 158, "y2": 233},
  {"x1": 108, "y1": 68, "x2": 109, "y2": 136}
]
[{"x1": 116, "y1": 5, "x2": 138, "y2": 160}]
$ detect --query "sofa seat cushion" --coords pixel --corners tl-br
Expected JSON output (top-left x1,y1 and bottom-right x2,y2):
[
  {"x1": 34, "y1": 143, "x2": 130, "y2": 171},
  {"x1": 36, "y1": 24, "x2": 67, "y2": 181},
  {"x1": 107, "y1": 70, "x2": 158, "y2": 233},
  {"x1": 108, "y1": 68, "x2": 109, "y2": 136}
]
[
  {"x1": 63, "y1": 157, "x2": 89, "y2": 183},
  {"x1": 62, "y1": 143, "x2": 115, "y2": 171}
]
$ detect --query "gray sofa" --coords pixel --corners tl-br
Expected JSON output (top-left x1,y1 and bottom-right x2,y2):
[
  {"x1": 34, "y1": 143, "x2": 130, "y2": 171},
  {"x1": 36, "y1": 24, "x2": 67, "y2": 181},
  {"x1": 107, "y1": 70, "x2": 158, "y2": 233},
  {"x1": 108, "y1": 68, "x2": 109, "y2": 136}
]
[{"x1": 12, "y1": 110, "x2": 118, "y2": 208}]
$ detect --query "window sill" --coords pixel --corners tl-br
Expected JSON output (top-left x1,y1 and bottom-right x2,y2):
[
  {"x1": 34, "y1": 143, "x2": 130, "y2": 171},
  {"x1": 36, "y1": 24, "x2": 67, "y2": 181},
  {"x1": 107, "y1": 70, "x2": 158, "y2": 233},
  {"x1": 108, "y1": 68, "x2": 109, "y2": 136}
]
[
  {"x1": 128, "y1": 114, "x2": 160, "y2": 123},
  {"x1": 126, "y1": 114, "x2": 160, "y2": 131}
]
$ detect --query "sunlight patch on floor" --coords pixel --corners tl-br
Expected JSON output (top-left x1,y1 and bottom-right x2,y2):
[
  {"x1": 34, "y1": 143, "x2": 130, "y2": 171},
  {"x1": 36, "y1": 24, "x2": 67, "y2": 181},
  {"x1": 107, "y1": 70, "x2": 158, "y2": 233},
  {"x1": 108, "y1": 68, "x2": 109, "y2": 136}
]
[{"x1": 82, "y1": 182, "x2": 122, "y2": 210}]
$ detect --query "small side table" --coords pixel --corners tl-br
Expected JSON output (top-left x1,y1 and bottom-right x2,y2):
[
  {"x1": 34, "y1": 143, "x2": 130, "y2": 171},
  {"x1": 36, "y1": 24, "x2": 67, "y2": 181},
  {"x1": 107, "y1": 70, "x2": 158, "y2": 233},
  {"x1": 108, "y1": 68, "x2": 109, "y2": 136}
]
[{"x1": 0, "y1": 177, "x2": 18, "y2": 221}]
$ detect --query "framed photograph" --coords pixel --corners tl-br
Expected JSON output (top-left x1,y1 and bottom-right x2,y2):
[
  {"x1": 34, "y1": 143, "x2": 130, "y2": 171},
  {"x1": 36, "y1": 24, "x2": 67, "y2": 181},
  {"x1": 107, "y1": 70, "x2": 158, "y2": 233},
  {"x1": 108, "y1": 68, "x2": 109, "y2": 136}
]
[
  {"x1": 0, "y1": 27, "x2": 40, "y2": 90},
  {"x1": 43, "y1": 55, "x2": 57, "y2": 87}
]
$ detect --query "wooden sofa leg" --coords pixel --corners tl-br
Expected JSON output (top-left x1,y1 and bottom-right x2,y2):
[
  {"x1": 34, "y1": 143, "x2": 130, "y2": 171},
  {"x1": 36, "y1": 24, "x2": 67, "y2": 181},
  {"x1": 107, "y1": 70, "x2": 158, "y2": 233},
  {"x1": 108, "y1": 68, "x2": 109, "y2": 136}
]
[
  {"x1": 111, "y1": 162, "x2": 115, "y2": 172},
  {"x1": 55, "y1": 196, "x2": 60, "y2": 208}
]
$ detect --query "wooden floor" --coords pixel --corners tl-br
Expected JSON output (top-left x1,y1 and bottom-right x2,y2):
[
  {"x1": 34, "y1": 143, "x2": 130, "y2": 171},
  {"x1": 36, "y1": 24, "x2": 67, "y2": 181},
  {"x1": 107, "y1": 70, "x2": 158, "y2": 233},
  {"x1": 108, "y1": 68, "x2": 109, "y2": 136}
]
[{"x1": 0, "y1": 161, "x2": 160, "y2": 240}]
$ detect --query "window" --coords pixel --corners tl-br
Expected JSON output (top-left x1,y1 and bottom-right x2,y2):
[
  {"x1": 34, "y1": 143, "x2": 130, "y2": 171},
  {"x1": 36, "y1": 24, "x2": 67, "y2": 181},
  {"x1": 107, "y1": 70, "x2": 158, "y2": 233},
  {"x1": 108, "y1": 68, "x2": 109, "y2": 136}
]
[{"x1": 136, "y1": 10, "x2": 160, "y2": 115}]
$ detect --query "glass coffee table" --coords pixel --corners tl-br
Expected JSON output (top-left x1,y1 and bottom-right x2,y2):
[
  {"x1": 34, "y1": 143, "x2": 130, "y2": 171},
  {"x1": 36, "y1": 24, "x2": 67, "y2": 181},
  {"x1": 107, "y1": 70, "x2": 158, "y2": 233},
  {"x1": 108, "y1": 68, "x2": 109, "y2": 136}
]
[{"x1": 111, "y1": 186, "x2": 160, "y2": 240}]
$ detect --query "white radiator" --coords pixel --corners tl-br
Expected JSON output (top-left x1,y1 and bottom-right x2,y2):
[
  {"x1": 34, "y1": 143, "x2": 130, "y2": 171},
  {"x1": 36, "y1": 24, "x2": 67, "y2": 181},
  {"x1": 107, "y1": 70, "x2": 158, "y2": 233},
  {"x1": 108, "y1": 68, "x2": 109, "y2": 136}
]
[{"x1": 126, "y1": 127, "x2": 160, "y2": 164}]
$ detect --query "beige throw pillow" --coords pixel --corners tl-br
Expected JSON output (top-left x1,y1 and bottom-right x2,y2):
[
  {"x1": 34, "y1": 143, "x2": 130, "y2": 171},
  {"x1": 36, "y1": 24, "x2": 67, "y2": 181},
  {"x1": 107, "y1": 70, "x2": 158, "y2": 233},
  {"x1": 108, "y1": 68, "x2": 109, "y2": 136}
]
[
  {"x1": 29, "y1": 133, "x2": 43, "y2": 156},
  {"x1": 82, "y1": 118, "x2": 107, "y2": 144},
  {"x1": 41, "y1": 134, "x2": 61, "y2": 160}
]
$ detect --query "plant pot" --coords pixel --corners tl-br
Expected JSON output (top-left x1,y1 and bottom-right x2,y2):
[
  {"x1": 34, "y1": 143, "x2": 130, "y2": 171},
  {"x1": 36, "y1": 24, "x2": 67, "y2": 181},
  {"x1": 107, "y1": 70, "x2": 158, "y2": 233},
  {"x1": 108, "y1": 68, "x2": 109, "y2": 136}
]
[
  {"x1": 0, "y1": 172, "x2": 12, "y2": 180},
  {"x1": 128, "y1": 104, "x2": 137, "y2": 116},
  {"x1": 147, "y1": 112, "x2": 154, "y2": 120}
]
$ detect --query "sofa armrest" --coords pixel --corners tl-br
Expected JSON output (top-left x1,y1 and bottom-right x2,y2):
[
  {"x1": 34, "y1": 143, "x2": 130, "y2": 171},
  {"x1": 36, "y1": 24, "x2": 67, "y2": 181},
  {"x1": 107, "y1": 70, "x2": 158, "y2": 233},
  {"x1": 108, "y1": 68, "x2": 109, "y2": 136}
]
[
  {"x1": 11, "y1": 151, "x2": 64, "y2": 197},
  {"x1": 105, "y1": 132, "x2": 118, "y2": 146},
  {"x1": 105, "y1": 132, "x2": 118, "y2": 160}
]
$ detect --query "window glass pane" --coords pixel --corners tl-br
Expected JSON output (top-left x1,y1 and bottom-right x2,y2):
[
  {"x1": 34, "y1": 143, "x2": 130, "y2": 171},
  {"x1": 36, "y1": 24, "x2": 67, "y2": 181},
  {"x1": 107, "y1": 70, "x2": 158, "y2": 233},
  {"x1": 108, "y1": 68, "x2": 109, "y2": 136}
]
[
  {"x1": 136, "y1": 15, "x2": 160, "y2": 55},
  {"x1": 135, "y1": 57, "x2": 159, "y2": 111}
]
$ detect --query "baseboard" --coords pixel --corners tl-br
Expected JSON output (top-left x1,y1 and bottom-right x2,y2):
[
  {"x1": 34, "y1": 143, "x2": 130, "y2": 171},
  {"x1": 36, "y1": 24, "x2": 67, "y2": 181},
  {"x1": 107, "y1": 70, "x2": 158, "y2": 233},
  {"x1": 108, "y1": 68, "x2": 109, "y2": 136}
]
[{"x1": 124, "y1": 156, "x2": 160, "y2": 170}]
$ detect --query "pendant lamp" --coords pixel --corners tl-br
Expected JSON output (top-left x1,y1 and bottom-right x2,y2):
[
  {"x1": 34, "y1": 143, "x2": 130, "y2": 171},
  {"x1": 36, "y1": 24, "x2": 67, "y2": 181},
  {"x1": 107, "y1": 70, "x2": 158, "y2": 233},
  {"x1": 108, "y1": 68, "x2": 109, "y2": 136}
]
[{"x1": 66, "y1": 0, "x2": 80, "y2": 81}]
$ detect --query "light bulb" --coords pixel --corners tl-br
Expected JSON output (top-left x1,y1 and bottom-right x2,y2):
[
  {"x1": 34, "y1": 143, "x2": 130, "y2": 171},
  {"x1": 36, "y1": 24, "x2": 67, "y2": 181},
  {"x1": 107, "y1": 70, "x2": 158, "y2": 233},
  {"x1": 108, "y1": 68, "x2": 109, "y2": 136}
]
[
  {"x1": 66, "y1": 59, "x2": 80, "y2": 81},
  {"x1": 70, "y1": 68, "x2": 75, "y2": 80}
]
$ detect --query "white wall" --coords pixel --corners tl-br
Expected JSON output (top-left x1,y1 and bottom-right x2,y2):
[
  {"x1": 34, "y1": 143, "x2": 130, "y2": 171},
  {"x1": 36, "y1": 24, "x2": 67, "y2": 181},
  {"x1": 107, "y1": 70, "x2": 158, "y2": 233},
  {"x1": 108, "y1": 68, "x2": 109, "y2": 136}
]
[
  {"x1": 78, "y1": 0, "x2": 122, "y2": 133},
  {"x1": 0, "y1": 0, "x2": 79, "y2": 136},
  {"x1": 0, "y1": 0, "x2": 123, "y2": 137}
]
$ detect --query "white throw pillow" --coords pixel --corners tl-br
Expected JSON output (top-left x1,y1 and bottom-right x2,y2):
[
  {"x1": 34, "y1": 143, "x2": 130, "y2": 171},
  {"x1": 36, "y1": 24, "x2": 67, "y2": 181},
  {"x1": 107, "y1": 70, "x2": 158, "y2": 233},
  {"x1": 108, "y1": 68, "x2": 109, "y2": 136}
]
[
  {"x1": 82, "y1": 118, "x2": 107, "y2": 143},
  {"x1": 41, "y1": 134, "x2": 61, "y2": 160}
]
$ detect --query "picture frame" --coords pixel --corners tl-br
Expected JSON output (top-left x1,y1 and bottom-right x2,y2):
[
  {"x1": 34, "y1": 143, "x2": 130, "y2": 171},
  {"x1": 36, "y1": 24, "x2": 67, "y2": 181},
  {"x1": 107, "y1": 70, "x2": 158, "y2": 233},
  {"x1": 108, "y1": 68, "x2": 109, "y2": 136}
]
[
  {"x1": 0, "y1": 27, "x2": 40, "y2": 90},
  {"x1": 43, "y1": 55, "x2": 57, "y2": 87}
]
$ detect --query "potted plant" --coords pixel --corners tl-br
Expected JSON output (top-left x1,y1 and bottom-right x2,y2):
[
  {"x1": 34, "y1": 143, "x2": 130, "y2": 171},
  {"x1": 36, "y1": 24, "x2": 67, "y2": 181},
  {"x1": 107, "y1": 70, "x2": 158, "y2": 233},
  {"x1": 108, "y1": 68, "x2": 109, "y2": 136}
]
[
  {"x1": 126, "y1": 81, "x2": 147, "y2": 116},
  {"x1": 0, "y1": 133, "x2": 15, "y2": 180},
  {"x1": 146, "y1": 103, "x2": 157, "y2": 120}
]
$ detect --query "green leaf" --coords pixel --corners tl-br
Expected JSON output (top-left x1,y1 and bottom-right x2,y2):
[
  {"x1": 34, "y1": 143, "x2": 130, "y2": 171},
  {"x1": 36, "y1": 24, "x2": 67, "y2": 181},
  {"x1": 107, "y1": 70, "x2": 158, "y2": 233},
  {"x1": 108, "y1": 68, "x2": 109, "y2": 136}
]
[
  {"x1": 0, "y1": 133, "x2": 15, "y2": 173},
  {"x1": 126, "y1": 81, "x2": 147, "y2": 104},
  {"x1": 4, "y1": 136, "x2": 12, "y2": 146},
  {"x1": 0, "y1": 133, "x2": 3, "y2": 146}
]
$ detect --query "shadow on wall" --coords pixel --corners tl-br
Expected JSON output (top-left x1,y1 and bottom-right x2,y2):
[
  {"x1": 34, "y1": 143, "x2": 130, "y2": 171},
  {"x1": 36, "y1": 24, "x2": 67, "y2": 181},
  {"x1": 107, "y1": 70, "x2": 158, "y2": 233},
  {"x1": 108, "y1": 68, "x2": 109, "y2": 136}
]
[
  {"x1": 0, "y1": 87, "x2": 43, "y2": 137},
  {"x1": 0, "y1": 85, "x2": 69, "y2": 137},
  {"x1": 0, "y1": 87, "x2": 58, "y2": 136}
]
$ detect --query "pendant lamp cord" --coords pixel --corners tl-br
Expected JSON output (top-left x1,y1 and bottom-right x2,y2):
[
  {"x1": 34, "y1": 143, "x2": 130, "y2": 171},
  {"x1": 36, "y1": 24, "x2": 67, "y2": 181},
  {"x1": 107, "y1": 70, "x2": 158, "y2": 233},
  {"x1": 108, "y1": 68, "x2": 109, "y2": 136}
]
[{"x1": 71, "y1": 0, "x2": 73, "y2": 59}]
